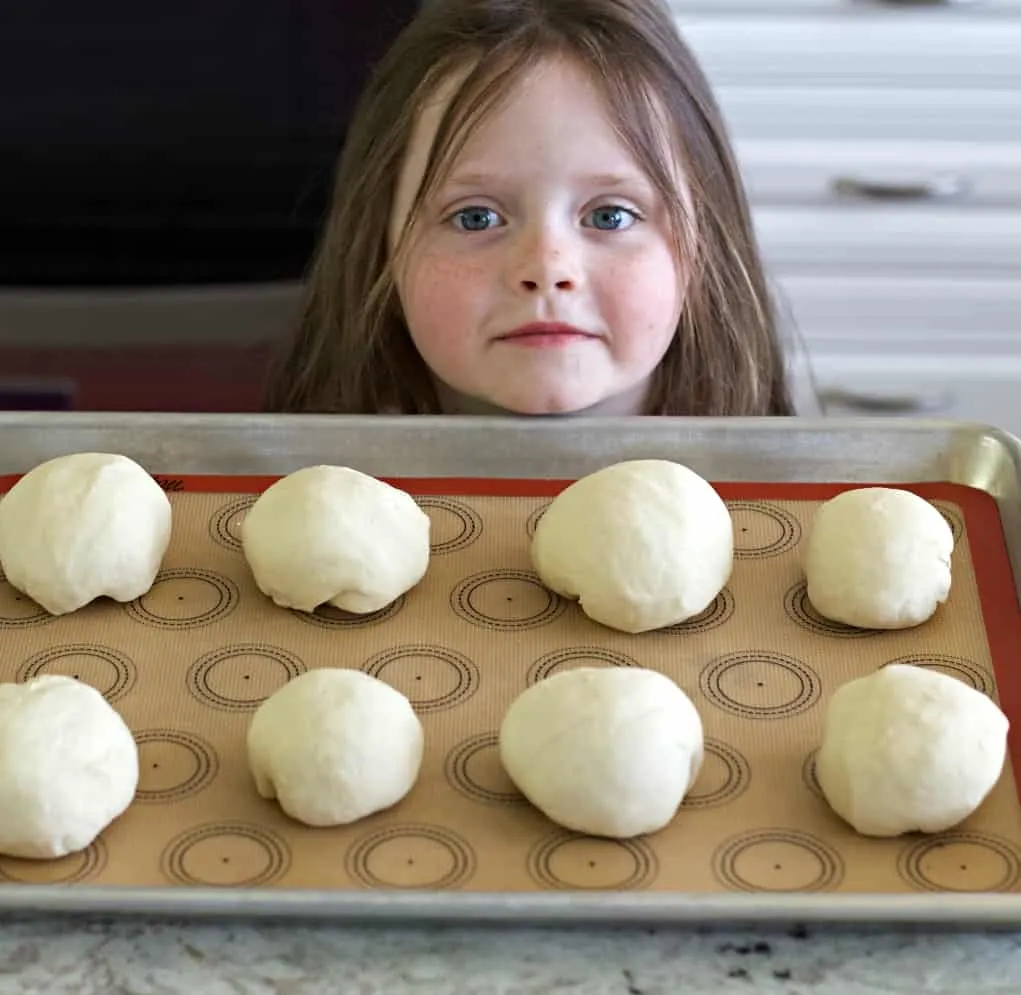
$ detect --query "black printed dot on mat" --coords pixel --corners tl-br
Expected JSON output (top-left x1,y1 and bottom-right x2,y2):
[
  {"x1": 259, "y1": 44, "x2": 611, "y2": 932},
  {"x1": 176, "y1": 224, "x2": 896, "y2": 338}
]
[
  {"x1": 134, "y1": 730, "x2": 219, "y2": 803},
  {"x1": 0, "y1": 837, "x2": 107, "y2": 885},
  {"x1": 524, "y1": 502, "x2": 551, "y2": 539},
  {"x1": 208, "y1": 495, "x2": 257, "y2": 551},
  {"x1": 444, "y1": 732, "x2": 525, "y2": 805},
  {"x1": 345, "y1": 824, "x2": 476, "y2": 890},
  {"x1": 682, "y1": 739, "x2": 752, "y2": 809},
  {"x1": 881, "y1": 654, "x2": 993, "y2": 696},
  {"x1": 712, "y1": 829, "x2": 843, "y2": 893},
  {"x1": 0, "y1": 573, "x2": 51, "y2": 629},
  {"x1": 450, "y1": 570, "x2": 567, "y2": 631},
  {"x1": 728, "y1": 501, "x2": 802, "y2": 559},
  {"x1": 898, "y1": 833, "x2": 1021, "y2": 893},
  {"x1": 664, "y1": 587, "x2": 736, "y2": 635},
  {"x1": 16, "y1": 644, "x2": 137, "y2": 704},
  {"x1": 161, "y1": 823, "x2": 290, "y2": 887},
  {"x1": 526, "y1": 647, "x2": 640, "y2": 685},
  {"x1": 362, "y1": 645, "x2": 479, "y2": 712},
  {"x1": 292, "y1": 594, "x2": 406, "y2": 630},
  {"x1": 186, "y1": 644, "x2": 306, "y2": 712},
  {"x1": 527, "y1": 831, "x2": 658, "y2": 891},
  {"x1": 415, "y1": 497, "x2": 483, "y2": 554},
  {"x1": 124, "y1": 568, "x2": 239, "y2": 630},
  {"x1": 782, "y1": 581, "x2": 877, "y2": 639},
  {"x1": 699, "y1": 651, "x2": 821, "y2": 719}
]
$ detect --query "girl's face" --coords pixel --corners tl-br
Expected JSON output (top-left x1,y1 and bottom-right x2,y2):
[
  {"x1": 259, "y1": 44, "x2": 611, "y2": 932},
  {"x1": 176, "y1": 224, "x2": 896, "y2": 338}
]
[{"x1": 389, "y1": 56, "x2": 685, "y2": 416}]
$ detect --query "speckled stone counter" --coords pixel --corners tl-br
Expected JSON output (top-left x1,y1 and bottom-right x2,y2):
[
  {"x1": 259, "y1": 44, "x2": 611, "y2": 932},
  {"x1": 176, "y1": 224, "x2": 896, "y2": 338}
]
[{"x1": 1, "y1": 919, "x2": 1020, "y2": 994}]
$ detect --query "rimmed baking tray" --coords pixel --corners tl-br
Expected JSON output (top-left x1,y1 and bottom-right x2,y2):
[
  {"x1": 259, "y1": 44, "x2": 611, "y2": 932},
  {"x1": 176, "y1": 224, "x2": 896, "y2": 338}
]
[{"x1": 1, "y1": 412, "x2": 1021, "y2": 927}]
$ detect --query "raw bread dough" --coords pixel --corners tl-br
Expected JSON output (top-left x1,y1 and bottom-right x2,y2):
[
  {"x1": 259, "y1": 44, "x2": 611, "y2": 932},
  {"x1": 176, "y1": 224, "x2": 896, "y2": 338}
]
[
  {"x1": 0, "y1": 675, "x2": 139, "y2": 859},
  {"x1": 241, "y1": 465, "x2": 430, "y2": 614},
  {"x1": 530, "y1": 459, "x2": 733, "y2": 633},
  {"x1": 0, "y1": 452, "x2": 172, "y2": 616},
  {"x1": 498, "y1": 667, "x2": 704, "y2": 838},
  {"x1": 247, "y1": 668, "x2": 424, "y2": 826},
  {"x1": 803, "y1": 486, "x2": 953, "y2": 629},
  {"x1": 816, "y1": 663, "x2": 1009, "y2": 837}
]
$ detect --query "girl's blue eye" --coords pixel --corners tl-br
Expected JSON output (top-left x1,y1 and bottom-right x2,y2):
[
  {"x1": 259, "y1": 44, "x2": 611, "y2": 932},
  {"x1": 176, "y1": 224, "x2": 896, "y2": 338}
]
[
  {"x1": 452, "y1": 207, "x2": 500, "y2": 231},
  {"x1": 585, "y1": 205, "x2": 639, "y2": 231}
]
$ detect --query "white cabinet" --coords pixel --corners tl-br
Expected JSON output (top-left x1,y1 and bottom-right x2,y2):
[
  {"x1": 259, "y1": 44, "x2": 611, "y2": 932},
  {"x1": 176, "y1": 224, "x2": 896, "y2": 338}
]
[{"x1": 673, "y1": 0, "x2": 1021, "y2": 434}]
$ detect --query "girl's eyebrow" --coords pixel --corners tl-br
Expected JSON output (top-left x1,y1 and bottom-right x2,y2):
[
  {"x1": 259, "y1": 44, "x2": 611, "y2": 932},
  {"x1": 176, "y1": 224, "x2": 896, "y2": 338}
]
[{"x1": 440, "y1": 170, "x2": 652, "y2": 191}]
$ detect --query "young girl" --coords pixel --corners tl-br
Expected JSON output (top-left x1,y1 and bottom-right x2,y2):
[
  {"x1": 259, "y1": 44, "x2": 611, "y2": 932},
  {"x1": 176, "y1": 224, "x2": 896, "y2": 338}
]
[{"x1": 264, "y1": 0, "x2": 795, "y2": 417}]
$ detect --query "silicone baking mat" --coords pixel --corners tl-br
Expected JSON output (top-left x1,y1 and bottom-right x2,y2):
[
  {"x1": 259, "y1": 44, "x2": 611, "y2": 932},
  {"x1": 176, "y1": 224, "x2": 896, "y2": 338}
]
[{"x1": 1, "y1": 473, "x2": 1020, "y2": 896}]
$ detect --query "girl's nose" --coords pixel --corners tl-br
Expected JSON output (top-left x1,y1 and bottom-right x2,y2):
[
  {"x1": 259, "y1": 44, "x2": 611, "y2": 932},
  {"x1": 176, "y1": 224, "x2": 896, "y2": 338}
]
[{"x1": 509, "y1": 225, "x2": 579, "y2": 293}]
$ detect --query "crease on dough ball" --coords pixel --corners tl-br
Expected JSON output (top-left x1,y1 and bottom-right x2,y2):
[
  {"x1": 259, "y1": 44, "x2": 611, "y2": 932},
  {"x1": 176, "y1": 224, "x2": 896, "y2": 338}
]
[
  {"x1": 240, "y1": 465, "x2": 431, "y2": 614},
  {"x1": 0, "y1": 452, "x2": 172, "y2": 615},
  {"x1": 498, "y1": 667, "x2": 705, "y2": 839},
  {"x1": 0, "y1": 675, "x2": 139, "y2": 859},
  {"x1": 815, "y1": 664, "x2": 1009, "y2": 838},
  {"x1": 803, "y1": 486, "x2": 953, "y2": 630},
  {"x1": 247, "y1": 668, "x2": 424, "y2": 827},
  {"x1": 530, "y1": 459, "x2": 733, "y2": 634}
]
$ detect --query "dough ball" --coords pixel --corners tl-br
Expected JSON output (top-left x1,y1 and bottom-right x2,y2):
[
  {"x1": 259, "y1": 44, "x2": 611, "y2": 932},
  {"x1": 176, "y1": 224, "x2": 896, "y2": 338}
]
[
  {"x1": 0, "y1": 452, "x2": 172, "y2": 616},
  {"x1": 499, "y1": 667, "x2": 704, "y2": 838},
  {"x1": 247, "y1": 668, "x2": 424, "y2": 827},
  {"x1": 804, "y1": 486, "x2": 953, "y2": 629},
  {"x1": 816, "y1": 664, "x2": 1009, "y2": 838},
  {"x1": 530, "y1": 459, "x2": 733, "y2": 633},
  {"x1": 0, "y1": 675, "x2": 139, "y2": 859},
  {"x1": 241, "y1": 465, "x2": 430, "y2": 614}
]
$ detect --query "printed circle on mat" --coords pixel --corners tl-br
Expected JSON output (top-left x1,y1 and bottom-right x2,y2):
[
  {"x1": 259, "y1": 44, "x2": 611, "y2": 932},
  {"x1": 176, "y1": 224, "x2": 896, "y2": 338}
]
[
  {"x1": 527, "y1": 647, "x2": 640, "y2": 685},
  {"x1": 699, "y1": 651, "x2": 821, "y2": 719},
  {"x1": 135, "y1": 730, "x2": 219, "y2": 803},
  {"x1": 345, "y1": 824, "x2": 476, "y2": 890},
  {"x1": 125, "y1": 568, "x2": 239, "y2": 629},
  {"x1": 444, "y1": 732, "x2": 524, "y2": 805},
  {"x1": 524, "y1": 502, "x2": 550, "y2": 539},
  {"x1": 930, "y1": 500, "x2": 964, "y2": 548},
  {"x1": 416, "y1": 497, "x2": 482, "y2": 554},
  {"x1": 664, "y1": 587, "x2": 736, "y2": 634},
  {"x1": 0, "y1": 838, "x2": 107, "y2": 885},
  {"x1": 729, "y1": 501, "x2": 802, "y2": 559},
  {"x1": 451, "y1": 570, "x2": 567, "y2": 631},
  {"x1": 292, "y1": 595, "x2": 407, "y2": 630},
  {"x1": 363, "y1": 645, "x2": 479, "y2": 712},
  {"x1": 527, "y1": 832, "x2": 658, "y2": 891},
  {"x1": 713, "y1": 829, "x2": 844, "y2": 893},
  {"x1": 208, "y1": 495, "x2": 257, "y2": 551},
  {"x1": 682, "y1": 739, "x2": 752, "y2": 809},
  {"x1": 898, "y1": 833, "x2": 1021, "y2": 893},
  {"x1": 783, "y1": 580, "x2": 876, "y2": 639},
  {"x1": 16, "y1": 644, "x2": 136, "y2": 704},
  {"x1": 187, "y1": 644, "x2": 306, "y2": 712},
  {"x1": 801, "y1": 749, "x2": 824, "y2": 800},
  {"x1": 0, "y1": 571, "x2": 51, "y2": 629},
  {"x1": 161, "y1": 823, "x2": 290, "y2": 887},
  {"x1": 881, "y1": 653, "x2": 993, "y2": 696}
]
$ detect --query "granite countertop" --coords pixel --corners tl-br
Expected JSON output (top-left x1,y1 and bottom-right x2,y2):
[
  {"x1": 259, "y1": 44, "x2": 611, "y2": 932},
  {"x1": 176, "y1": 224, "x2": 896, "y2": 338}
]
[{"x1": 1, "y1": 918, "x2": 1020, "y2": 994}]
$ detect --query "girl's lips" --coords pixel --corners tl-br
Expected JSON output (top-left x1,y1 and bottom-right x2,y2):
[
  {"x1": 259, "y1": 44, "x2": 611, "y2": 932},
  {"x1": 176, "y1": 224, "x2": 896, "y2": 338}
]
[{"x1": 496, "y1": 322, "x2": 600, "y2": 347}]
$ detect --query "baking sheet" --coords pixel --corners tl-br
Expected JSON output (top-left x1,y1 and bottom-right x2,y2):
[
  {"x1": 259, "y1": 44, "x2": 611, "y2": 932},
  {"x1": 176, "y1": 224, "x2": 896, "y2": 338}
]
[{"x1": 0, "y1": 413, "x2": 1020, "y2": 925}]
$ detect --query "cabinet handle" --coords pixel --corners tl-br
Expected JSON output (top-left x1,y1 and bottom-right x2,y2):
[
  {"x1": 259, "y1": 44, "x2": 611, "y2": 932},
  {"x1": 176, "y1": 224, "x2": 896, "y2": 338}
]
[
  {"x1": 831, "y1": 174, "x2": 969, "y2": 202},
  {"x1": 818, "y1": 387, "x2": 954, "y2": 414}
]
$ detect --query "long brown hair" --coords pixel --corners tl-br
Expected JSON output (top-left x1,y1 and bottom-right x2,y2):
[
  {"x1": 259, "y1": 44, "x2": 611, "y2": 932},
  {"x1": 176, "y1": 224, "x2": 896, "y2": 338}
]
[{"x1": 264, "y1": 0, "x2": 794, "y2": 416}]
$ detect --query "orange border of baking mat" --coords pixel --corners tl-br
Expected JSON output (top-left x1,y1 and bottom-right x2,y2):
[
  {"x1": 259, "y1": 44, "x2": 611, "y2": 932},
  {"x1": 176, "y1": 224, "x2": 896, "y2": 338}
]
[{"x1": 2, "y1": 473, "x2": 1018, "y2": 803}]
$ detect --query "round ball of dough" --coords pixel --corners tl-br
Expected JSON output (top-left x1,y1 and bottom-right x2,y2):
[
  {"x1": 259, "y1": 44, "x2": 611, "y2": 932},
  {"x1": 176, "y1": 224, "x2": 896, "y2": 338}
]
[
  {"x1": 247, "y1": 668, "x2": 424, "y2": 827},
  {"x1": 0, "y1": 452, "x2": 172, "y2": 616},
  {"x1": 499, "y1": 667, "x2": 704, "y2": 838},
  {"x1": 816, "y1": 664, "x2": 1009, "y2": 838},
  {"x1": 804, "y1": 486, "x2": 953, "y2": 629},
  {"x1": 0, "y1": 675, "x2": 139, "y2": 858},
  {"x1": 241, "y1": 465, "x2": 430, "y2": 614},
  {"x1": 530, "y1": 459, "x2": 733, "y2": 633}
]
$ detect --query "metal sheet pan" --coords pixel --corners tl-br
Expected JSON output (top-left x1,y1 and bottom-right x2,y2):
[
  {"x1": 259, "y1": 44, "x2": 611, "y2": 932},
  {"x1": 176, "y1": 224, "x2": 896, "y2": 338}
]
[{"x1": 1, "y1": 411, "x2": 1020, "y2": 927}]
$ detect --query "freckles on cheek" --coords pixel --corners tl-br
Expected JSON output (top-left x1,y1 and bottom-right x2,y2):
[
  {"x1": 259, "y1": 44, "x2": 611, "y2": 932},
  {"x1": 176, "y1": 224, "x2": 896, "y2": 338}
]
[{"x1": 403, "y1": 253, "x2": 488, "y2": 345}]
